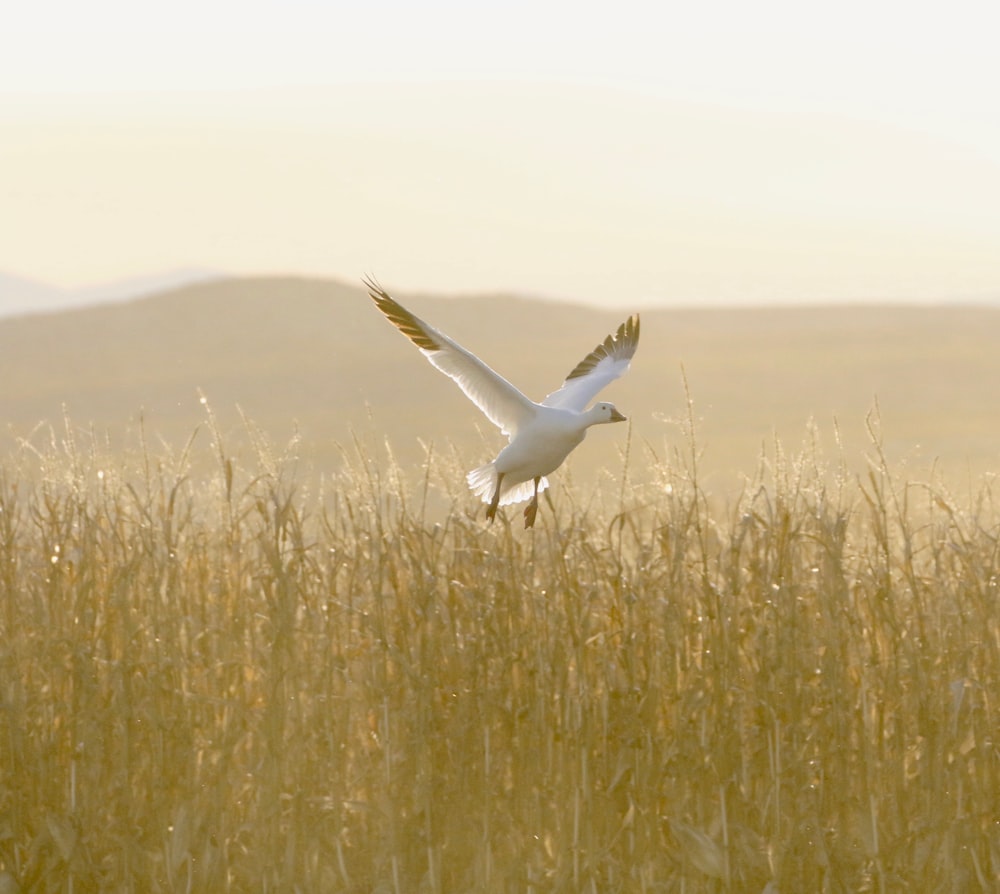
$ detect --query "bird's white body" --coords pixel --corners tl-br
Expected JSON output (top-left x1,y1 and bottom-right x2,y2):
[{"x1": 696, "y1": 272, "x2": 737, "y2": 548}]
[
  {"x1": 366, "y1": 277, "x2": 639, "y2": 526},
  {"x1": 467, "y1": 404, "x2": 617, "y2": 506}
]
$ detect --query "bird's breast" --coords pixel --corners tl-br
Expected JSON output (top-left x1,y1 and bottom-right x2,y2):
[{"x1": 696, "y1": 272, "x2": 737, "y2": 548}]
[{"x1": 494, "y1": 416, "x2": 587, "y2": 481}]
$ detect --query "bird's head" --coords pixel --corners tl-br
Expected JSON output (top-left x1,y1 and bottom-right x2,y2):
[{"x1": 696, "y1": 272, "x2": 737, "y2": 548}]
[{"x1": 591, "y1": 402, "x2": 627, "y2": 424}]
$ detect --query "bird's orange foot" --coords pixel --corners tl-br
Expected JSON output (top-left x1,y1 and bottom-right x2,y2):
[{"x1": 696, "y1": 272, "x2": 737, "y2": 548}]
[
  {"x1": 485, "y1": 474, "x2": 504, "y2": 524},
  {"x1": 523, "y1": 499, "x2": 538, "y2": 529}
]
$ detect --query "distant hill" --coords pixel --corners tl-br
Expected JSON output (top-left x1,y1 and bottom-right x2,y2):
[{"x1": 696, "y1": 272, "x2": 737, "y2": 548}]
[
  {"x1": 3, "y1": 275, "x2": 1000, "y2": 494},
  {"x1": 0, "y1": 269, "x2": 222, "y2": 319},
  {"x1": 0, "y1": 273, "x2": 67, "y2": 317}
]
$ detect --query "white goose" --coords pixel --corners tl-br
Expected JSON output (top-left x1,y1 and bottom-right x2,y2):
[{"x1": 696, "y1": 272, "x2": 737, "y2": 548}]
[{"x1": 365, "y1": 278, "x2": 639, "y2": 528}]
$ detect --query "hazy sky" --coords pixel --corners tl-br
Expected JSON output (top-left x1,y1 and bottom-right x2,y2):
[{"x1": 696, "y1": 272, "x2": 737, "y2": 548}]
[{"x1": 3, "y1": 0, "x2": 1000, "y2": 306}]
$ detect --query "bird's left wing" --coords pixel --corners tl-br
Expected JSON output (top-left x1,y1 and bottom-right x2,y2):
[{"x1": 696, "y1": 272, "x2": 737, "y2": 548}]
[
  {"x1": 366, "y1": 278, "x2": 537, "y2": 437},
  {"x1": 541, "y1": 314, "x2": 640, "y2": 410}
]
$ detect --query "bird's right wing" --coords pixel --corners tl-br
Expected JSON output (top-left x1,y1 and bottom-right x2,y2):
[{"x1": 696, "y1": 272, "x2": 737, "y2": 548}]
[
  {"x1": 365, "y1": 277, "x2": 537, "y2": 438},
  {"x1": 542, "y1": 314, "x2": 640, "y2": 410}
]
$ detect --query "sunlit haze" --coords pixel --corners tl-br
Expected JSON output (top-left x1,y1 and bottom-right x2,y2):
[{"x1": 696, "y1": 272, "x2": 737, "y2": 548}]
[{"x1": 3, "y1": 0, "x2": 999, "y2": 307}]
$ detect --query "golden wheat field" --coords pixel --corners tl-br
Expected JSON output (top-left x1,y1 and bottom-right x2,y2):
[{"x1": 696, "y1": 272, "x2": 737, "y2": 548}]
[{"x1": 1, "y1": 401, "x2": 999, "y2": 893}]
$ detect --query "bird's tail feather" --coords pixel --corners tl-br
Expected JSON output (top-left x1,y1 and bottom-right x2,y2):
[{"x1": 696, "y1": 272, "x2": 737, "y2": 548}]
[{"x1": 466, "y1": 464, "x2": 549, "y2": 507}]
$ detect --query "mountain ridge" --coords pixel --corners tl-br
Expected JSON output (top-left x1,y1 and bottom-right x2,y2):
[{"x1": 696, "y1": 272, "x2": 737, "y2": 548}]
[{"x1": 0, "y1": 268, "x2": 223, "y2": 319}]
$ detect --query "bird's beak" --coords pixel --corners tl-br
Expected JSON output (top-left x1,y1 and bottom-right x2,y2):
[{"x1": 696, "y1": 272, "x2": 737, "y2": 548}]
[{"x1": 610, "y1": 408, "x2": 627, "y2": 423}]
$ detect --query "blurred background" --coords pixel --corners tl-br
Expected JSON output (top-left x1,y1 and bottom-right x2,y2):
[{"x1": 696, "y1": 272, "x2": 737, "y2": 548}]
[{"x1": 3, "y1": 0, "x2": 1000, "y2": 492}]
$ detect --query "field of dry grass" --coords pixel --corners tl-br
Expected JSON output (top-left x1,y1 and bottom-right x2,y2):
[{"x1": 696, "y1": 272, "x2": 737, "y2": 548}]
[{"x1": 1, "y1": 402, "x2": 999, "y2": 892}]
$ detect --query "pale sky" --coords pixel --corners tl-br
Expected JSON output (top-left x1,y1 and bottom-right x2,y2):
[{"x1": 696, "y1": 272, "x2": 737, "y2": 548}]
[{"x1": 3, "y1": 0, "x2": 1000, "y2": 306}]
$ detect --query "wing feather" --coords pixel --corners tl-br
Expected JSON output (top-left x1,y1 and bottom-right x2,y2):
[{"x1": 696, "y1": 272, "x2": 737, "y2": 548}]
[
  {"x1": 365, "y1": 277, "x2": 537, "y2": 437},
  {"x1": 542, "y1": 314, "x2": 640, "y2": 410}
]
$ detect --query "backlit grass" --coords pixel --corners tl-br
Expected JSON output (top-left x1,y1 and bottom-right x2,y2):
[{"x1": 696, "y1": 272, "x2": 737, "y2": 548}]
[{"x1": 1, "y1": 406, "x2": 998, "y2": 891}]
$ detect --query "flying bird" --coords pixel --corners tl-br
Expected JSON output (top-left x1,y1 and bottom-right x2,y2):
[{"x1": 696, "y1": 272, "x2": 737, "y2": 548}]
[{"x1": 365, "y1": 277, "x2": 639, "y2": 528}]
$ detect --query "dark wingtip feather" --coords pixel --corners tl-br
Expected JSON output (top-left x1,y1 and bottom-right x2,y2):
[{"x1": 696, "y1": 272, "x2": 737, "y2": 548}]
[
  {"x1": 363, "y1": 276, "x2": 441, "y2": 352},
  {"x1": 565, "y1": 313, "x2": 641, "y2": 381}
]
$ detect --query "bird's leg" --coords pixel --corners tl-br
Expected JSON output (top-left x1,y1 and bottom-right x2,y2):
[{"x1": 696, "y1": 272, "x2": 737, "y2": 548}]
[
  {"x1": 486, "y1": 473, "x2": 504, "y2": 523},
  {"x1": 523, "y1": 477, "x2": 541, "y2": 529}
]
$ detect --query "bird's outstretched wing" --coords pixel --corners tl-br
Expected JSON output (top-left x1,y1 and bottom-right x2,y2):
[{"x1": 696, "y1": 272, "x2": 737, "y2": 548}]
[
  {"x1": 541, "y1": 314, "x2": 640, "y2": 411},
  {"x1": 365, "y1": 277, "x2": 537, "y2": 438}
]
